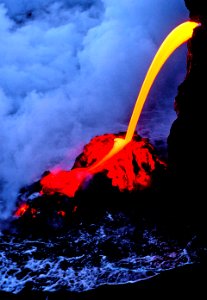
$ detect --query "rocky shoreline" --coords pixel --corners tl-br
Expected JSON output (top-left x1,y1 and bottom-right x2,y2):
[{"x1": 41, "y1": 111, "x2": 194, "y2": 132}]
[{"x1": 1, "y1": 262, "x2": 207, "y2": 299}]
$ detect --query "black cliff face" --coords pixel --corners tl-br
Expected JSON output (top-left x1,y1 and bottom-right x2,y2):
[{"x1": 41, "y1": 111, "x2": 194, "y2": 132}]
[
  {"x1": 184, "y1": 0, "x2": 207, "y2": 23},
  {"x1": 166, "y1": 0, "x2": 207, "y2": 231}
]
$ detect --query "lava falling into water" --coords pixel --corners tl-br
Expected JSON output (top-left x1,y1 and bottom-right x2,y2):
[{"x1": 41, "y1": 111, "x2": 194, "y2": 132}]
[
  {"x1": 81, "y1": 21, "x2": 200, "y2": 169},
  {"x1": 40, "y1": 21, "x2": 199, "y2": 199}
]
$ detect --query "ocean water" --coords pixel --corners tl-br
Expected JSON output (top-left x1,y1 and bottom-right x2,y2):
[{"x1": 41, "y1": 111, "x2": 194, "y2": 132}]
[
  {"x1": 0, "y1": 212, "x2": 196, "y2": 293},
  {"x1": 0, "y1": 1, "x2": 199, "y2": 295}
]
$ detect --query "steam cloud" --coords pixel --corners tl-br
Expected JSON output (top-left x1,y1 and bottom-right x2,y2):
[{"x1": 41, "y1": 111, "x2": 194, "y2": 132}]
[{"x1": 0, "y1": 0, "x2": 188, "y2": 219}]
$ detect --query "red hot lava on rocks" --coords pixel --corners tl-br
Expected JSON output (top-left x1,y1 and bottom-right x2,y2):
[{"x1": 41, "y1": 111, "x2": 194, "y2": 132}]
[
  {"x1": 13, "y1": 21, "x2": 198, "y2": 223},
  {"x1": 40, "y1": 133, "x2": 166, "y2": 197},
  {"x1": 14, "y1": 133, "x2": 167, "y2": 221},
  {"x1": 38, "y1": 21, "x2": 199, "y2": 202},
  {"x1": 37, "y1": 20, "x2": 198, "y2": 201}
]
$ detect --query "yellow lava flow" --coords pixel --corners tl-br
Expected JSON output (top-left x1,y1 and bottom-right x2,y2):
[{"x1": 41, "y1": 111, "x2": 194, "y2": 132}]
[
  {"x1": 125, "y1": 21, "x2": 199, "y2": 142},
  {"x1": 89, "y1": 21, "x2": 199, "y2": 173},
  {"x1": 40, "y1": 21, "x2": 200, "y2": 199}
]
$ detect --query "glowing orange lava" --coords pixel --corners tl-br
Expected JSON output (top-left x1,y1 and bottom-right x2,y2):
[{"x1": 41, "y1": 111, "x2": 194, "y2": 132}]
[
  {"x1": 41, "y1": 133, "x2": 166, "y2": 197},
  {"x1": 14, "y1": 203, "x2": 30, "y2": 217},
  {"x1": 125, "y1": 21, "x2": 199, "y2": 142},
  {"x1": 41, "y1": 168, "x2": 91, "y2": 198},
  {"x1": 40, "y1": 21, "x2": 199, "y2": 199}
]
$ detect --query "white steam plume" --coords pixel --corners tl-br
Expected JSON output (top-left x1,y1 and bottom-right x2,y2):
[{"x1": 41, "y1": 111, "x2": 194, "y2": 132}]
[{"x1": 0, "y1": 0, "x2": 188, "y2": 218}]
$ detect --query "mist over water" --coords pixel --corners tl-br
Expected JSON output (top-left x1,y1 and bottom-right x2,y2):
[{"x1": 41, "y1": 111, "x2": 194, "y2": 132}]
[{"x1": 0, "y1": 0, "x2": 188, "y2": 218}]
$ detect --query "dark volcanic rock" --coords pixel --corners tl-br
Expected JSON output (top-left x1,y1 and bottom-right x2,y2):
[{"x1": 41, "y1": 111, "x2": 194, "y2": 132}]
[
  {"x1": 167, "y1": 26, "x2": 206, "y2": 185},
  {"x1": 184, "y1": 0, "x2": 207, "y2": 23},
  {"x1": 9, "y1": 132, "x2": 168, "y2": 236},
  {"x1": 167, "y1": 2, "x2": 207, "y2": 237}
]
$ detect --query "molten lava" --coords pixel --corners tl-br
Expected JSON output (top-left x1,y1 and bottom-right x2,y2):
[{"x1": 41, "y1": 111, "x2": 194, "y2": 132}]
[
  {"x1": 40, "y1": 168, "x2": 91, "y2": 198},
  {"x1": 14, "y1": 21, "x2": 200, "y2": 221},
  {"x1": 14, "y1": 203, "x2": 30, "y2": 217},
  {"x1": 40, "y1": 133, "x2": 166, "y2": 198},
  {"x1": 125, "y1": 21, "x2": 199, "y2": 142},
  {"x1": 40, "y1": 21, "x2": 199, "y2": 199}
]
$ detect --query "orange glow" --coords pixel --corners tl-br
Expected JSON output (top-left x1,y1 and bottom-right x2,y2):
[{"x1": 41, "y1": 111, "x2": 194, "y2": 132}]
[
  {"x1": 40, "y1": 134, "x2": 166, "y2": 197},
  {"x1": 40, "y1": 21, "x2": 199, "y2": 199},
  {"x1": 86, "y1": 21, "x2": 200, "y2": 168},
  {"x1": 41, "y1": 168, "x2": 91, "y2": 198},
  {"x1": 41, "y1": 136, "x2": 129, "y2": 197},
  {"x1": 14, "y1": 203, "x2": 29, "y2": 217},
  {"x1": 125, "y1": 21, "x2": 199, "y2": 142},
  {"x1": 89, "y1": 21, "x2": 199, "y2": 168},
  {"x1": 88, "y1": 137, "x2": 129, "y2": 173}
]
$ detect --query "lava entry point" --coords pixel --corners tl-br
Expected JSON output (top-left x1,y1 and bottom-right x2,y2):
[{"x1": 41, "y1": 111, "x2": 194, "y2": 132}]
[{"x1": 1, "y1": 9, "x2": 206, "y2": 298}]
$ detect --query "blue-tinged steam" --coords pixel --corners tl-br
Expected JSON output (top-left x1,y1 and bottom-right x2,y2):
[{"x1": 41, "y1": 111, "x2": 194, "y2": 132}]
[{"x1": 0, "y1": 0, "x2": 188, "y2": 218}]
